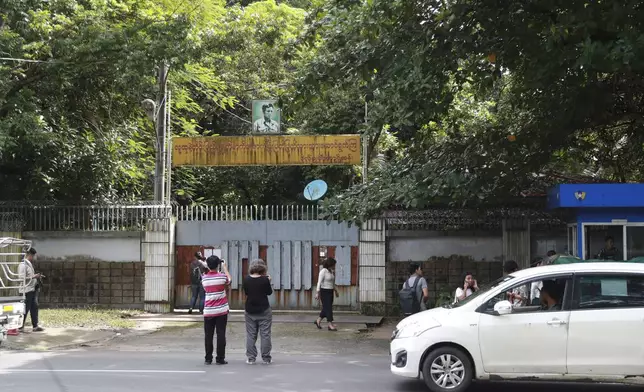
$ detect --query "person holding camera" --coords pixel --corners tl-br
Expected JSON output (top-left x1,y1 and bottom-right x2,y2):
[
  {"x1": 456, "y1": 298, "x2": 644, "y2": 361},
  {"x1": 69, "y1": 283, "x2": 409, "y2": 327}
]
[
  {"x1": 242, "y1": 258, "x2": 274, "y2": 365},
  {"x1": 18, "y1": 247, "x2": 44, "y2": 332},
  {"x1": 189, "y1": 252, "x2": 208, "y2": 314},
  {"x1": 202, "y1": 255, "x2": 231, "y2": 365}
]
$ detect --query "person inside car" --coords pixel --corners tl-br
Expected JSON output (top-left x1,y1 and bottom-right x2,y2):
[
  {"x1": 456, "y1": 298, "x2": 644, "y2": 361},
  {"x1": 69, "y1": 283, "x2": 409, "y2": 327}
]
[
  {"x1": 503, "y1": 260, "x2": 528, "y2": 307},
  {"x1": 540, "y1": 280, "x2": 563, "y2": 311}
]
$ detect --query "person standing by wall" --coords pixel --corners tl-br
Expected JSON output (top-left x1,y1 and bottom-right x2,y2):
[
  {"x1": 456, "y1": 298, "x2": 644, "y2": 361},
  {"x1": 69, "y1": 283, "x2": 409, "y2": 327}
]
[
  {"x1": 399, "y1": 262, "x2": 429, "y2": 316},
  {"x1": 189, "y1": 252, "x2": 208, "y2": 314},
  {"x1": 314, "y1": 257, "x2": 339, "y2": 331},
  {"x1": 202, "y1": 255, "x2": 231, "y2": 365},
  {"x1": 18, "y1": 248, "x2": 44, "y2": 332},
  {"x1": 243, "y1": 258, "x2": 273, "y2": 365}
]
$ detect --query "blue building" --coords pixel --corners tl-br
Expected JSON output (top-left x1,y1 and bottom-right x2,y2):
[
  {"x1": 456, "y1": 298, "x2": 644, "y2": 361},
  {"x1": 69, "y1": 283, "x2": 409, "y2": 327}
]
[{"x1": 547, "y1": 183, "x2": 644, "y2": 260}]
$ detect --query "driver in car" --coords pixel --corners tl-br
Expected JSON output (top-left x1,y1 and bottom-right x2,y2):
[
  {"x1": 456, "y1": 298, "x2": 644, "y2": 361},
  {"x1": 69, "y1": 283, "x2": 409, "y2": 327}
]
[{"x1": 540, "y1": 280, "x2": 563, "y2": 311}]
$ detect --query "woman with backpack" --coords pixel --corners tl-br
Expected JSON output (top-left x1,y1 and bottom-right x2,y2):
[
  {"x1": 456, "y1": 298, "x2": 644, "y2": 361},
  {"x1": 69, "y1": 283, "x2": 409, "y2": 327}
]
[{"x1": 314, "y1": 257, "x2": 339, "y2": 331}]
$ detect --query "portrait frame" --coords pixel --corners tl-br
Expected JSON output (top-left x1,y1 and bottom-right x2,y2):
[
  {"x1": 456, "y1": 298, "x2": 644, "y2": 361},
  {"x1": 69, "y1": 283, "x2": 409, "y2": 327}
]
[{"x1": 251, "y1": 99, "x2": 281, "y2": 134}]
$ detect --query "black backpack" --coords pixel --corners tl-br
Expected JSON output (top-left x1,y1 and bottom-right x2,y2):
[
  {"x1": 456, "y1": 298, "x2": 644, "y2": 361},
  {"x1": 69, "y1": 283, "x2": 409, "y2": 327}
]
[
  {"x1": 190, "y1": 265, "x2": 202, "y2": 285},
  {"x1": 399, "y1": 276, "x2": 421, "y2": 316}
]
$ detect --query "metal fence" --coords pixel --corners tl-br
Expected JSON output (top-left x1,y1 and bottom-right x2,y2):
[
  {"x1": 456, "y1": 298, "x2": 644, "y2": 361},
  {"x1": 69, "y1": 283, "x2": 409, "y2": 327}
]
[
  {"x1": 0, "y1": 202, "x2": 172, "y2": 231},
  {"x1": 384, "y1": 207, "x2": 568, "y2": 231},
  {"x1": 174, "y1": 204, "x2": 322, "y2": 221}
]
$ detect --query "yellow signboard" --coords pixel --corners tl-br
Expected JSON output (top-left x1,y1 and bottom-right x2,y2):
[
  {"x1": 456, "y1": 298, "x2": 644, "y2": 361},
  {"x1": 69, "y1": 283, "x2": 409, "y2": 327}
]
[{"x1": 172, "y1": 135, "x2": 361, "y2": 167}]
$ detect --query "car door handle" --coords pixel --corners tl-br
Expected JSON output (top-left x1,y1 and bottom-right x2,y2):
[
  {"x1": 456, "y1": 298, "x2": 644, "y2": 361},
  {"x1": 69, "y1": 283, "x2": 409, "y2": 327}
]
[{"x1": 546, "y1": 319, "x2": 567, "y2": 326}]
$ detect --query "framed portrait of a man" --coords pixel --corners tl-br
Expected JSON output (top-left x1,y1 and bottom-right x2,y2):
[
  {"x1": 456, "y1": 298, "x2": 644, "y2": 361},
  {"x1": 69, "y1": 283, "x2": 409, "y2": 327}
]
[{"x1": 251, "y1": 99, "x2": 281, "y2": 134}]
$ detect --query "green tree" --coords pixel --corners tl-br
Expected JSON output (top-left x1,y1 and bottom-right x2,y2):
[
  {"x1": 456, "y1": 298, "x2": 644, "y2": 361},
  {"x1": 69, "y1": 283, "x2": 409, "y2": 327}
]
[
  {"x1": 0, "y1": 0, "x2": 204, "y2": 201},
  {"x1": 298, "y1": 0, "x2": 644, "y2": 222}
]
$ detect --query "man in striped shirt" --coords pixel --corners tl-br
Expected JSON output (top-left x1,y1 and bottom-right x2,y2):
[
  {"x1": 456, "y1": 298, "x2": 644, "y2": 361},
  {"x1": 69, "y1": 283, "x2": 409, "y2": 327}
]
[{"x1": 202, "y1": 255, "x2": 231, "y2": 365}]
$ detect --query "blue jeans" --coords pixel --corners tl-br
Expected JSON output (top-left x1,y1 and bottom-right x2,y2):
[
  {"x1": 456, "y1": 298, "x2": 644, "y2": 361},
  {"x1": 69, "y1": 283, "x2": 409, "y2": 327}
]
[{"x1": 190, "y1": 284, "x2": 205, "y2": 312}]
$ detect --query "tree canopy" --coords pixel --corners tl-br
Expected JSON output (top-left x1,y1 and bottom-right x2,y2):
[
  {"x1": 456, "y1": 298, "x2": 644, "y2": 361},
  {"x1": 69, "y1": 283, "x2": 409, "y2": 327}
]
[
  {"x1": 2, "y1": 0, "x2": 643, "y2": 217},
  {"x1": 302, "y1": 0, "x2": 644, "y2": 222}
]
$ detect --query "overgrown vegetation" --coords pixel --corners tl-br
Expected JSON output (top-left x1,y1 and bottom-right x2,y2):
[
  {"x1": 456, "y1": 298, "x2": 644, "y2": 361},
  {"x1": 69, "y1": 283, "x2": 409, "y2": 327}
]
[{"x1": 2, "y1": 0, "x2": 643, "y2": 221}]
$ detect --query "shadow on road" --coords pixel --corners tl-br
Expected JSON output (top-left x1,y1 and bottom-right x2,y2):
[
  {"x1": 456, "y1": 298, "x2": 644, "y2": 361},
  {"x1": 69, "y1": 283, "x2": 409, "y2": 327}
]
[{"x1": 393, "y1": 379, "x2": 644, "y2": 392}]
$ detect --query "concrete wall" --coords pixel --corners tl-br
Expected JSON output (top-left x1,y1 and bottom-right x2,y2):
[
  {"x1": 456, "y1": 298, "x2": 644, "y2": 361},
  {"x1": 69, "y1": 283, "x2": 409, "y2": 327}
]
[
  {"x1": 22, "y1": 231, "x2": 140, "y2": 262},
  {"x1": 36, "y1": 261, "x2": 144, "y2": 309},
  {"x1": 176, "y1": 221, "x2": 359, "y2": 246},
  {"x1": 385, "y1": 230, "x2": 504, "y2": 316},
  {"x1": 388, "y1": 230, "x2": 503, "y2": 262},
  {"x1": 531, "y1": 229, "x2": 568, "y2": 260},
  {"x1": 21, "y1": 231, "x2": 144, "y2": 309},
  {"x1": 385, "y1": 257, "x2": 503, "y2": 315}
]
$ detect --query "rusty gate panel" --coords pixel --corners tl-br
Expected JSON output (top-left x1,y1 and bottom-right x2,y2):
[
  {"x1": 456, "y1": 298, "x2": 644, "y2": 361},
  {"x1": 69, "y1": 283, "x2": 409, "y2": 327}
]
[{"x1": 175, "y1": 242, "x2": 359, "y2": 310}]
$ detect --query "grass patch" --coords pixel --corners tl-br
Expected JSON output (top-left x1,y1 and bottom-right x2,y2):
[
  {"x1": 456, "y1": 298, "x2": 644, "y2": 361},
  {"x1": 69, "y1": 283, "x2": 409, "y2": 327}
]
[
  {"x1": 157, "y1": 321, "x2": 200, "y2": 331},
  {"x1": 31, "y1": 307, "x2": 143, "y2": 329}
]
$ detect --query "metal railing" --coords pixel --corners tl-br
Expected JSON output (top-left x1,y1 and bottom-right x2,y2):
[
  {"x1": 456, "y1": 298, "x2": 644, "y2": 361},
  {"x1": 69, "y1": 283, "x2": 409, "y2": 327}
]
[
  {"x1": 0, "y1": 202, "x2": 172, "y2": 232},
  {"x1": 0, "y1": 237, "x2": 31, "y2": 301},
  {"x1": 174, "y1": 204, "x2": 322, "y2": 221},
  {"x1": 384, "y1": 207, "x2": 568, "y2": 231}
]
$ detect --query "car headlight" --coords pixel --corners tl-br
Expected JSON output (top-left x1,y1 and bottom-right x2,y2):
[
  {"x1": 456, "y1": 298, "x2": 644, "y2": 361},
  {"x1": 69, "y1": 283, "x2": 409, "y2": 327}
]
[{"x1": 393, "y1": 319, "x2": 440, "y2": 339}]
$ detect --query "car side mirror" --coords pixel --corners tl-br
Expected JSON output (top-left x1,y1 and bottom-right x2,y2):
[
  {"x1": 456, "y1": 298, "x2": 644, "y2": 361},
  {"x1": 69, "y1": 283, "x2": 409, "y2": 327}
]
[{"x1": 493, "y1": 300, "x2": 512, "y2": 315}]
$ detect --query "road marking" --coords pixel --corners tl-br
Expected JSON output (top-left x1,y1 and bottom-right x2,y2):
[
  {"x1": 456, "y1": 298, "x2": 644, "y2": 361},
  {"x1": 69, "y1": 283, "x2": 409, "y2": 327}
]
[
  {"x1": 0, "y1": 369, "x2": 206, "y2": 374},
  {"x1": 296, "y1": 361, "x2": 324, "y2": 364}
]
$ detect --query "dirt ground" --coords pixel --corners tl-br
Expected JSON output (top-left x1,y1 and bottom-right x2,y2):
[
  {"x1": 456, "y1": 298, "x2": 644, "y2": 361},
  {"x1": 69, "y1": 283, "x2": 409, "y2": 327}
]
[{"x1": 99, "y1": 320, "x2": 395, "y2": 356}]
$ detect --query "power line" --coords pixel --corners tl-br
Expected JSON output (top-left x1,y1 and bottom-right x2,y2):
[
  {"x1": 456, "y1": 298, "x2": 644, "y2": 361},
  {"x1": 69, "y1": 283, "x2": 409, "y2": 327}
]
[{"x1": 0, "y1": 57, "x2": 66, "y2": 64}]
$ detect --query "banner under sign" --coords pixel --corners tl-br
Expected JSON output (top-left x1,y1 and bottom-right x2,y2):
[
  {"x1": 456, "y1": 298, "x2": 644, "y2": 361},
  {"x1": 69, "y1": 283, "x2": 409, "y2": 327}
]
[{"x1": 172, "y1": 135, "x2": 361, "y2": 166}]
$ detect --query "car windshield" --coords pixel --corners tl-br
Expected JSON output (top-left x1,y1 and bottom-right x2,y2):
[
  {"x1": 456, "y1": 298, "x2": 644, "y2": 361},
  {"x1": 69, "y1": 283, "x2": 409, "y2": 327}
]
[{"x1": 445, "y1": 275, "x2": 515, "y2": 308}]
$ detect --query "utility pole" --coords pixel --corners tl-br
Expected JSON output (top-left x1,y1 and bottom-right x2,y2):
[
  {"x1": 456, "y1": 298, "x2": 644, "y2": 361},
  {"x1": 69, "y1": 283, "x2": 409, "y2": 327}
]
[
  {"x1": 362, "y1": 100, "x2": 368, "y2": 184},
  {"x1": 165, "y1": 90, "x2": 172, "y2": 205},
  {"x1": 154, "y1": 62, "x2": 168, "y2": 202}
]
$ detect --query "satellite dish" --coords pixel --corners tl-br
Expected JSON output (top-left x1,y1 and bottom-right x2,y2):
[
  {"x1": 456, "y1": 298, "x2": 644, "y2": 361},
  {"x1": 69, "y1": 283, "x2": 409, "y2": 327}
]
[{"x1": 303, "y1": 180, "x2": 328, "y2": 201}]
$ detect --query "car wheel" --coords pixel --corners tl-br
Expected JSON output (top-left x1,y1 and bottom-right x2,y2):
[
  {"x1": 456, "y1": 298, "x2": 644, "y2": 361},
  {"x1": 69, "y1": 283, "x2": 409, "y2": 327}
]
[{"x1": 421, "y1": 346, "x2": 473, "y2": 392}]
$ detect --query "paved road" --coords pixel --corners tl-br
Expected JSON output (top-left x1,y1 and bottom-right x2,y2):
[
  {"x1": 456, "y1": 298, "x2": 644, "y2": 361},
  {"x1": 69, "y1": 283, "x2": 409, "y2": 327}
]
[{"x1": 1, "y1": 349, "x2": 642, "y2": 392}]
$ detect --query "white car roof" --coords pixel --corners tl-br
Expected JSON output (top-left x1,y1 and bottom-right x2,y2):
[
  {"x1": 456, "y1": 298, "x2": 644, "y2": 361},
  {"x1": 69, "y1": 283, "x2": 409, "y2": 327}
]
[{"x1": 510, "y1": 262, "x2": 644, "y2": 280}]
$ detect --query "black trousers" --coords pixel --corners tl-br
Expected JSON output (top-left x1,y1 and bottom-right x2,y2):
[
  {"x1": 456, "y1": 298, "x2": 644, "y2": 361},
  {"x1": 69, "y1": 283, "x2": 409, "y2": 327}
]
[
  {"x1": 319, "y1": 288, "x2": 334, "y2": 322},
  {"x1": 204, "y1": 314, "x2": 227, "y2": 362},
  {"x1": 22, "y1": 291, "x2": 39, "y2": 328}
]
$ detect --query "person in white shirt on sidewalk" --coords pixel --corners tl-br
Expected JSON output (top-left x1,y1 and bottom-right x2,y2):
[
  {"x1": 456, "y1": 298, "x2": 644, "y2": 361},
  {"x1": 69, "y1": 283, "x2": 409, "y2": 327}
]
[
  {"x1": 314, "y1": 258, "x2": 339, "y2": 331},
  {"x1": 18, "y1": 247, "x2": 44, "y2": 332}
]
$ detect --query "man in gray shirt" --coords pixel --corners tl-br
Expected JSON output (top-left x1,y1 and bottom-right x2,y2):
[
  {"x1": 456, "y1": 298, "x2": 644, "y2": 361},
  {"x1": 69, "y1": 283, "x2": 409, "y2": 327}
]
[{"x1": 405, "y1": 263, "x2": 429, "y2": 312}]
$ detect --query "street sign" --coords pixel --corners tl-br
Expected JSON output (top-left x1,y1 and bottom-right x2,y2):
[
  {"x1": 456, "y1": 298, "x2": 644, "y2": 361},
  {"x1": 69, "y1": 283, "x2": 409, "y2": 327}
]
[{"x1": 172, "y1": 135, "x2": 361, "y2": 167}]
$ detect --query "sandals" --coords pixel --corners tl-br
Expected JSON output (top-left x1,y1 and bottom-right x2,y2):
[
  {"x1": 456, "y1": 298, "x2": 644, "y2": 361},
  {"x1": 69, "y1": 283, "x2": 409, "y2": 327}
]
[{"x1": 314, "y1": 320, "x2": 322, "y2": 329}]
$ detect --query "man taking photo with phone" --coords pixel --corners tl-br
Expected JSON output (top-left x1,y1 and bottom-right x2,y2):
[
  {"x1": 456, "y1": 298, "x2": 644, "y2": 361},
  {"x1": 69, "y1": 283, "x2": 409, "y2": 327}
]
[{"x1": 18, "y1": 247, "x2": 44, "y2": 332}]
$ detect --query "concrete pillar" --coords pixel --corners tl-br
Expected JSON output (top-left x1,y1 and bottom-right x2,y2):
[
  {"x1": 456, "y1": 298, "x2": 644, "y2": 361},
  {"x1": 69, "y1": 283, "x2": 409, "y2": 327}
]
[
  {"x1": 143, "y1": 218, "x2": 175, "y2": 313},
  {"x1": 358, "y1": 219, "x2": 387, "y2": 315}
]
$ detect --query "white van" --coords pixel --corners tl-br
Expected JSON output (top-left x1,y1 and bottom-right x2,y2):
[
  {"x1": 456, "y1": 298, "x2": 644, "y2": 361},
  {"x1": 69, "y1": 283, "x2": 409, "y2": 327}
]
[{"x1": 390, "y1": 262, "x2": 644, "y2": 392}]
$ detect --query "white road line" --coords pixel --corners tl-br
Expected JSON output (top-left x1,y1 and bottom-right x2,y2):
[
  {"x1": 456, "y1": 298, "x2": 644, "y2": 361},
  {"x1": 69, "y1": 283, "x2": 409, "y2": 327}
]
[
  {"x1": 347, "y1": 361, "x2": 369, "y2": 367},
  {"x1": 0, "y1": 369, "x2": 206, "y2": 374}
]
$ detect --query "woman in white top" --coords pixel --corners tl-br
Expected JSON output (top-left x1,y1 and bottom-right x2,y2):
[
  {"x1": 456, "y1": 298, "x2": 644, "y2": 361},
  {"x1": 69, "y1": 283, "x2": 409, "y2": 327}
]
[
  {"x1": 454, "y1": 271, "x2": 478, "y2": 304},
  {"x1": 315, "y1": 257, "x2": 339, "y2": 331}
]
